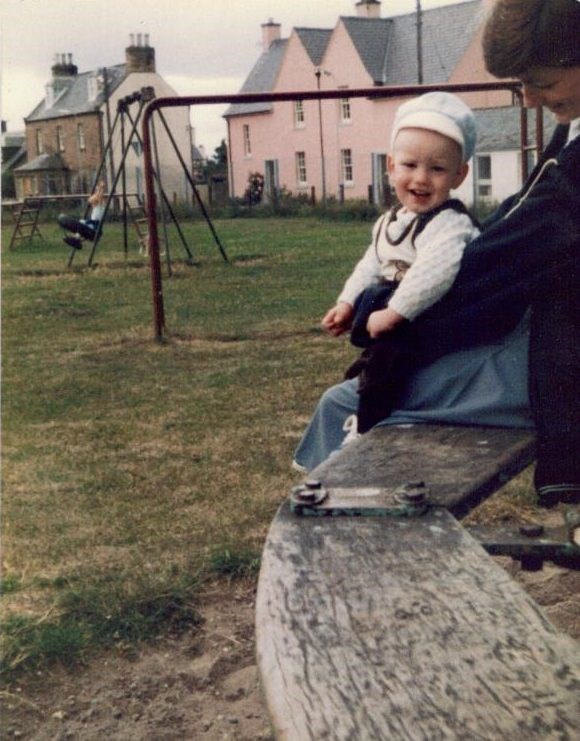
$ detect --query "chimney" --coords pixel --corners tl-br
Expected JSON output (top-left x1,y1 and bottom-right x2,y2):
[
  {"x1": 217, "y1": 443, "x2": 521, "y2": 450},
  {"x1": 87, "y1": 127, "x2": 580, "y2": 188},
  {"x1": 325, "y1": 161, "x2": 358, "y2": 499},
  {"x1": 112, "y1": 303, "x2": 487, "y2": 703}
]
[
  {"x1": 356, "y1": 0, "x2": 381, "y2": 18},
  {"x1": 51, "y1": 52, "x2": 78, "y2": 77},
  {"x1": 261, "y1": 19, "x2": 281, "y2": 51},
  {"x1": 125, "y1": 33, "x2": 156, "y2": 73}
]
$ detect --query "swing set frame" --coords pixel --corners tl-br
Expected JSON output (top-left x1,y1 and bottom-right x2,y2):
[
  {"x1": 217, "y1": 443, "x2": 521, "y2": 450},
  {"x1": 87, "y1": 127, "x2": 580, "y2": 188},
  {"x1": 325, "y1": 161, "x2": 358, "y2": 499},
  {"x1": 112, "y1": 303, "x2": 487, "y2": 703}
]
[{"x1": 142, "y1": 80, "x2": 536, "y2": 341}]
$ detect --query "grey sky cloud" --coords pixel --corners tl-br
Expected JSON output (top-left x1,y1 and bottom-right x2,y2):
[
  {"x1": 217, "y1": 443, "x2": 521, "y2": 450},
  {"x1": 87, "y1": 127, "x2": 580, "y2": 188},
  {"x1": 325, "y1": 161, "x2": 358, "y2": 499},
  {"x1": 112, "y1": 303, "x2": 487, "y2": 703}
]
[{"x1": 1, "y1": 0, "x2": 460, "y2": 153}]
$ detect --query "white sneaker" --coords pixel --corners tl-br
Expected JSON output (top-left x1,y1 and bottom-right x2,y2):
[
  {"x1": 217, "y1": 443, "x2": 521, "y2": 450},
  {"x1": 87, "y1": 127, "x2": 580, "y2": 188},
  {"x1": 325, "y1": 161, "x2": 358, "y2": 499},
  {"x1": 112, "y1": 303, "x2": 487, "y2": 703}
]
[
  {"x1": 291, "y1": 459, "x2": 308, "y2": 474},
  {"x1": 342, "y1": 414, "x2": 360, "y2": 445}
]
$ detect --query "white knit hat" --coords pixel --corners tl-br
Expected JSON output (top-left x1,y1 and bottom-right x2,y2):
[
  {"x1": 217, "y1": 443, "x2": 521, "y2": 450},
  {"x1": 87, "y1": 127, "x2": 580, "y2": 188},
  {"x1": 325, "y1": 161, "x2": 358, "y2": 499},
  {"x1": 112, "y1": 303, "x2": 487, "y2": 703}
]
[{"x1": 390, "y1": 91, "x2": 477, "y2": 162}]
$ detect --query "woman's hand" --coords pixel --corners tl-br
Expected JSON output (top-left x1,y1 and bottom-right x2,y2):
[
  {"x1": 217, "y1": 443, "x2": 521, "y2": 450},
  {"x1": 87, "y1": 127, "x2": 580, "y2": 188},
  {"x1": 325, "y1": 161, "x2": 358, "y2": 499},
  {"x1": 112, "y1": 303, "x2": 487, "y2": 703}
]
[
  {"x1": 321, "y1": 302, "x2": 354, "y2": 336},
  {"x1": 367, "y1": 307, "x2": 405, "y2": 338}
]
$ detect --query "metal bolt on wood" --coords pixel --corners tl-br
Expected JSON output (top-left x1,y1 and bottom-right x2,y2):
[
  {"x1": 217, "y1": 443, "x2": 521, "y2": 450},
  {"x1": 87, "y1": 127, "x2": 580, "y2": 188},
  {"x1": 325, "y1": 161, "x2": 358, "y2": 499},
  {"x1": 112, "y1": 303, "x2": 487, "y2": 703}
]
[
  {"x1": 519, "y1": 523, "x2": 545, "y2": 538},
  {"x1": 396, "y1": 481, "x2": 429, "y2": 505},
  {"x1": 291, "y1": 481, "x2": 328, "y2": 506}
]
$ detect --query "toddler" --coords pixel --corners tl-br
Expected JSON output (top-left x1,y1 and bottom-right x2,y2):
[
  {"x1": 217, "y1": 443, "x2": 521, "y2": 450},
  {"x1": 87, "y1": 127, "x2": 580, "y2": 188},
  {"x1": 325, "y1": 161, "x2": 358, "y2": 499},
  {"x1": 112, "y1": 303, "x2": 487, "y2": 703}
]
[{"x1": 321, "y1": 92, "x2": 480, "y2": 433}]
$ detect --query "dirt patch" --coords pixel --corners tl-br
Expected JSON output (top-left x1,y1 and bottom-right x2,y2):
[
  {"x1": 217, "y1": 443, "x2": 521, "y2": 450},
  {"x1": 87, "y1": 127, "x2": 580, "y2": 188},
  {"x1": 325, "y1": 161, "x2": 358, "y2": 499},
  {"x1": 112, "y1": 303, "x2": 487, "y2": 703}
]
[
  {"x1": 3, "y1": 510, "x2": 579, "y2": 741},
  {"x1": 2, "y1": 580, "x2": 273, "y2": 741}
]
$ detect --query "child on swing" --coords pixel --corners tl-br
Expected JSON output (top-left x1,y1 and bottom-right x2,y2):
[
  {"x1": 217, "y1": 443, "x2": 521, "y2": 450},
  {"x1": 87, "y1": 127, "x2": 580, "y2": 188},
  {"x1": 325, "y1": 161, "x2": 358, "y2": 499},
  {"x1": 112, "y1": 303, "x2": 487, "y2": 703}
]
[
  {"x1": 321, "y1": 92, "x2": 480, "y2": 436},
  {"x1": 59, "y1": 179, "x2": 106, "y2": 250}
]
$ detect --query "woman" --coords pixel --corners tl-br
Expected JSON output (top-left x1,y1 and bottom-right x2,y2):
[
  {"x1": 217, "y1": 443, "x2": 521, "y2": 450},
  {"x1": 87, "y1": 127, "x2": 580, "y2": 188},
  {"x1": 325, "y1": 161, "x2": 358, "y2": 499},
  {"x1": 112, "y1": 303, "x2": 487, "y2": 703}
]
[{"x1": 294, "y1": 0, "x2": 580, "y2": 506}]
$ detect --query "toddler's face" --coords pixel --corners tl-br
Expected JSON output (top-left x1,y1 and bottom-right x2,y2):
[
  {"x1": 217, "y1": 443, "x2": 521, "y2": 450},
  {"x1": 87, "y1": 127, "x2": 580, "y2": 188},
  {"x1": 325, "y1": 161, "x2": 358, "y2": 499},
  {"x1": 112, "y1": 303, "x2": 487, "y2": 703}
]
[{"x1": 387, "y1": 128, "x2": 468, "y2": 214}]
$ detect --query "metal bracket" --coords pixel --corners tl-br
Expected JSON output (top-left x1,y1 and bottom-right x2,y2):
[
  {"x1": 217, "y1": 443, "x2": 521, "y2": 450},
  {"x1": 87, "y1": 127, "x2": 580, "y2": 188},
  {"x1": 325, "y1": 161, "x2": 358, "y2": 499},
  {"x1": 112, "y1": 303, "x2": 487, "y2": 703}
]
[
  {"x1": 290, "y1": 480, "x2": 430, "y2": 518},
  {"x1": 465, "y1": 514, "x2": 580, "y2": 571}
]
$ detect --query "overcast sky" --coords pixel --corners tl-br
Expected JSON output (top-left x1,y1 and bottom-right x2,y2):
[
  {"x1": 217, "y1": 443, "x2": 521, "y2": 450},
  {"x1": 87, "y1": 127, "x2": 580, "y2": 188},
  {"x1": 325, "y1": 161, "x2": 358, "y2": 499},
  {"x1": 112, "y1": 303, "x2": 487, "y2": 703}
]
[{"x1": 1, "y1": 0, "x2": 462, "y2": 154}]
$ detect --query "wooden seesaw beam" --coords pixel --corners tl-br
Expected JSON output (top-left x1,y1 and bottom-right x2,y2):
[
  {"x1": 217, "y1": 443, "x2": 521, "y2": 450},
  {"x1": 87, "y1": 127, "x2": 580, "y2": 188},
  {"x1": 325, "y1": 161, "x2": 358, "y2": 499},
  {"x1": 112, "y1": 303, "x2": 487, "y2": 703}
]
[{"x1": 256, "y1": 425, "x2": 580, "y2": 740}]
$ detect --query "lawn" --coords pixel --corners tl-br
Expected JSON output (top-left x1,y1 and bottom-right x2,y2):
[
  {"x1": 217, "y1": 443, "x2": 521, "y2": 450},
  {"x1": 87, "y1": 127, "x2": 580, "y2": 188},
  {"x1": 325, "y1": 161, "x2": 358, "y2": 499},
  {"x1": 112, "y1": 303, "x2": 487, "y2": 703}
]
[
  {"x1": 1, "y1": 216, "x2": 372, "y2": 674},
  {"x1": 1, "y1": 215, "x2": 537, "y2": 676}
]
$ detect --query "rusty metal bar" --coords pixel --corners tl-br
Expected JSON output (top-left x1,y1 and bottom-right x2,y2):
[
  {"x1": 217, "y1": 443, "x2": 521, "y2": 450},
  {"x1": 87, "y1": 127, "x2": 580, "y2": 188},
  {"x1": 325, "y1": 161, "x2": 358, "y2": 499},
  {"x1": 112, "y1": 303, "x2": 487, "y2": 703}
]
[{"x1": 141, "y1": 80, "x2": 522, "y2": 341}]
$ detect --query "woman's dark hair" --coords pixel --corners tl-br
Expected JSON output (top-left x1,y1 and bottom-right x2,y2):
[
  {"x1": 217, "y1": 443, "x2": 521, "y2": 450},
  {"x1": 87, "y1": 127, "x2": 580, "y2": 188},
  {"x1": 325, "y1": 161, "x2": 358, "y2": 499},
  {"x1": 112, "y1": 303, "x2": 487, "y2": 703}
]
[{"x1": 483, "y1": 0, "x2": 580, "y2": 77}]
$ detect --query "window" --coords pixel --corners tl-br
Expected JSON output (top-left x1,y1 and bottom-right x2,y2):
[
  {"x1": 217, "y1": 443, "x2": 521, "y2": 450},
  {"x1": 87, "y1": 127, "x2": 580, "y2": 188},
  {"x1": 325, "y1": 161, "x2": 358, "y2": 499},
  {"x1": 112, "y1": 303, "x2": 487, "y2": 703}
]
[
  {"x1": 45, "y1": 83, "x2": 55, "y2": 109},
  {"x1": 77, "y1": 123, "x2": 86, "y2": 151},
  {"x1": 476, "y1": 154, "x2": 492, "y2": 199},
  {"x1": 88, "y1": 74, "x2": 99, "y2": 101},
  {"x1": 340, "y1": 97, "x2": 351, "y2": 123},
  {"x1": 56, "y1": 125, "x2": 65, "y2": 152},
  {"x1": 341, "y1": 148, "x2": 353, "y2": 184},
  {"x1": 295, "y1": 151, "x2": 307, "y2": 186},
  {"x1": 294, "y1": 100, "x2": 305, "y2": 127},
  {"x1": 243, "y1": 124, "x2": 251, "y2": 156},
  {"x1": 35, "y1": 129, "x2": 44, "y2": 155}
]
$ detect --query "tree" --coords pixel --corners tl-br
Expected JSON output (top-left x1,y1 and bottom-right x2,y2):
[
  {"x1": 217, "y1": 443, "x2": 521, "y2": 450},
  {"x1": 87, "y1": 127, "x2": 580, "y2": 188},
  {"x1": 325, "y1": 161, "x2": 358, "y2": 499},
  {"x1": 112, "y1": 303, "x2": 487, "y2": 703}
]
[{"x1": 203, "y1": 139, "x2": 228, "y2": 182}]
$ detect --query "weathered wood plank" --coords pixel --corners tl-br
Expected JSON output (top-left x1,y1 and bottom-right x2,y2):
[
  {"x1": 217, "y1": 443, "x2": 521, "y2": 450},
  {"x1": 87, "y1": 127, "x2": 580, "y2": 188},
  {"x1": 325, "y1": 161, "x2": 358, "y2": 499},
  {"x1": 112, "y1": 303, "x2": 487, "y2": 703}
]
[
  {"x1": 256, "y1": 503, "x2": 580, "y2": 740},
  {"x1": 309, "y1": 425, "x2": 536, "y2": 517}
]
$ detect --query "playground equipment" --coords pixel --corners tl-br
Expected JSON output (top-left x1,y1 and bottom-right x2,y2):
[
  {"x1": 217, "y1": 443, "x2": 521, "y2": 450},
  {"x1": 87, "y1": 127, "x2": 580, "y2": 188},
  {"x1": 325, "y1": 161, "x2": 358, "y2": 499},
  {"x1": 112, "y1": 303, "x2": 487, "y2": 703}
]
[
  {"x1": 140, "y1": 80, "x2": 536, "y2": 340},
  {"x1": 64, "y1": 86, "x2": 228, "y2": 272}
]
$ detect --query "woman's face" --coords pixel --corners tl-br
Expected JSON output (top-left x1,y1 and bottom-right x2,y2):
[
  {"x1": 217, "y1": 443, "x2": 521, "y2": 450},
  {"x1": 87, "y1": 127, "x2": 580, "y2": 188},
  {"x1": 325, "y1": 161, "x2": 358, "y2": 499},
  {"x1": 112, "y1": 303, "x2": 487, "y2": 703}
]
[{"x1": 520, "y1": 66, "x2": 580, "y2": 123}]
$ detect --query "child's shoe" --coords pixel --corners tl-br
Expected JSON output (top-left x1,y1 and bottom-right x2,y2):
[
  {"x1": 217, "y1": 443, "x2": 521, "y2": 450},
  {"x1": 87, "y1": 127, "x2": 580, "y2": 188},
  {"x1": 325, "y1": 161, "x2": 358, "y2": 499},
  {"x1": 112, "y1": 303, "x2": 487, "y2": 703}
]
[
  {"x1": 64, "y1": 235, "x2": 82, "y2": 250},
  {"x1": 342, "y1": 415, "x2": 360, "y2": 445}
]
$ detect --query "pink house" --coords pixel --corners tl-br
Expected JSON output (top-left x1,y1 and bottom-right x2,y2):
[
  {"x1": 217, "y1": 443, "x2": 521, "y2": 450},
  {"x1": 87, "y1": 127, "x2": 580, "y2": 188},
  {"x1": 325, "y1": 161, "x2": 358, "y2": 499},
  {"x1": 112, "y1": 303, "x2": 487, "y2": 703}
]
[{"x1": 224, "y1": 0, "x2": 510, "y2": 205}]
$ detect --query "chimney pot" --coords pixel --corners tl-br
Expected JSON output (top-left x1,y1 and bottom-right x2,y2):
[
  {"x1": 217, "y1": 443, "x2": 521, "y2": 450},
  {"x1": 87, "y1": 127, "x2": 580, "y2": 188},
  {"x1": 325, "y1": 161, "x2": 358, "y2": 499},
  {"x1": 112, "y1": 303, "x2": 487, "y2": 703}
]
[
  {"x1": 356, "y1": 0, "x2": 381, "y2": 19},
  {"x1": 261, "y1": 19, "x2": 281, "y2": 51},
  {"x1": 125, "y1": 35, "x2": 155, "y2": 72},
  {"x1": 51, "y1": 51, "x2": 78, "y2": 77}
]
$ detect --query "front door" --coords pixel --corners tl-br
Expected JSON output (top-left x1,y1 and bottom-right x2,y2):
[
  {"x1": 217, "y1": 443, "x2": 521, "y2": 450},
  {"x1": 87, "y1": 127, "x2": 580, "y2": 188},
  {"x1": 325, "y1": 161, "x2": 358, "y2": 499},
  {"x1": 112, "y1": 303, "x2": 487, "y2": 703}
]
[
  {"x1": 372, "y1": 153, "x2": 390, "y2": 206},
  {"x1": 264, "y1": 160, "x2": 279, "y2": 204}
]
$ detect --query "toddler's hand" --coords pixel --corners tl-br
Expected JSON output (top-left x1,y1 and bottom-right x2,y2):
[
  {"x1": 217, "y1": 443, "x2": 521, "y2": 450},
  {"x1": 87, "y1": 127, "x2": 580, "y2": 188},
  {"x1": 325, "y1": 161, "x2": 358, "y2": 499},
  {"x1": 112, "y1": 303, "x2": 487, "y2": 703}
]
[
  {"x1": 321, "y1": 302, "x2": 353, "y2": 336},
  {"x1": 367, "y1": 307, "x2": 405, "y2": 338}
]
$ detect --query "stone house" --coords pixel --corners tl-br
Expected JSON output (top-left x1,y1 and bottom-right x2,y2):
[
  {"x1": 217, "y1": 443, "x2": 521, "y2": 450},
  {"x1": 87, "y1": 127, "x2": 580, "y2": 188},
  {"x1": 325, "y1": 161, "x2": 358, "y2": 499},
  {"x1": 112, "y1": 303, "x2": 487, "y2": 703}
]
[
  {"x1": 224, "y1": 0, "x2": 542, "y2": 207},
  {"x1": 14, "y1": 36, "x2": 190, "y2": 202},
  {"x1": 1, "y1": 124, "x2": 27, "y2": 198}
]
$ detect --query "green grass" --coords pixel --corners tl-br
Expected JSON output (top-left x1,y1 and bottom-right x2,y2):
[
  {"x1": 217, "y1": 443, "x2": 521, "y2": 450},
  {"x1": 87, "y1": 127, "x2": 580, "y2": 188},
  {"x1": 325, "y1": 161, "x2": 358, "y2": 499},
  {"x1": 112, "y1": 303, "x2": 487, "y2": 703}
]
[
  {"x1": 1, "y1": 217, "x2": 537, "y2": 677},
  {"x1": 1, "y1": 217, "x2": 368, "y2": 676}
]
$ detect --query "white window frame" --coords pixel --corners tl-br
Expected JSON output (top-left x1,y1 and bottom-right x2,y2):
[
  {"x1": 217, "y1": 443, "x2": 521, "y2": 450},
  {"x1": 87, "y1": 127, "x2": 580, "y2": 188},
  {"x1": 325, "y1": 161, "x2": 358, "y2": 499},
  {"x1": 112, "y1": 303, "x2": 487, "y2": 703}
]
[
  {"x1": 476, "y1": 154, "x2": 492, "y2": 199},
  {"x1": 45, "y1": 84, "x2": 55, "y2": 109},
  {"x1": 56, "y1": 125, "x2": 65, "y2": 152},
  {"x1": 35, "y1": 129, "x2": 44, "y2": 155},
  {"x1": 294, "y1": 100, "x2": 305, "y2": 128},
  {"x1": 295, "y1": 151, "x2": 307, "y2": 187},
  {"x1": 88, "y1": 74, "x2": 99, "y2": 101},
  {"x1": 339, "y1": 96, "x2": 351, "y2": 124},
  {"x1": 77, "y1": 123, "x2": 86, "y2": 151},
  {"x1": 341, "y1": 148, "x2": 353, "y2": 185},
  {"x1": 243, "y1": 124, "x2": 251, "y2": 157}
]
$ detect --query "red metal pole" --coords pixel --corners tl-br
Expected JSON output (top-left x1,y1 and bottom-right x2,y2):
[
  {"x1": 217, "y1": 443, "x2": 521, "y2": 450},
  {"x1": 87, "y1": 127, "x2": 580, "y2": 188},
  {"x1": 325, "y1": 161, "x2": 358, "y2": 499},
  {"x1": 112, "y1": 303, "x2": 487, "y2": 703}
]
[
  {"x1": 141, "y1": 81, "x2": 522, "y2": 341},
  {"x1": 142, "y1": 102, "x2": 165, "y2": 340}
]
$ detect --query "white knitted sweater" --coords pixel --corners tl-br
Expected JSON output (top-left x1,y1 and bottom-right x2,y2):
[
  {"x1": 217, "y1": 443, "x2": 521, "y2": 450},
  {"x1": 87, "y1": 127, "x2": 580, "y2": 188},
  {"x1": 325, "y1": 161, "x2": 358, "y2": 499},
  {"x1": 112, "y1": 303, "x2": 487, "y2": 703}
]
[{"x1": 337, "y1": 206, "x2": 480, "y2": 321}]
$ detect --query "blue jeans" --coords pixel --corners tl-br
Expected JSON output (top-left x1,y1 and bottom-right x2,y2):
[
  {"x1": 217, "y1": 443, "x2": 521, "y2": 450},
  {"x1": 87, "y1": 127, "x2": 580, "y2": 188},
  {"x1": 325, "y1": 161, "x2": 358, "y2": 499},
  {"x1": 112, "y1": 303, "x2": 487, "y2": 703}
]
[
  {"x1": 293, "y1": 318, "x2": 533, "y2": 472},
  {"x1": 58, "y1": 214, "x2": 100, "y2": 241}
]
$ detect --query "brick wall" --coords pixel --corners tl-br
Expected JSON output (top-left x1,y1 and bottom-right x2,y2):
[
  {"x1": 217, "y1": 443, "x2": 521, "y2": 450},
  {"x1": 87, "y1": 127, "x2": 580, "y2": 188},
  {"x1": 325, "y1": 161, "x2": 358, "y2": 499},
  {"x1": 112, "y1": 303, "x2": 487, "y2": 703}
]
[{"x1": 25, "y1": 112, "x2": 103, "y2": 178}]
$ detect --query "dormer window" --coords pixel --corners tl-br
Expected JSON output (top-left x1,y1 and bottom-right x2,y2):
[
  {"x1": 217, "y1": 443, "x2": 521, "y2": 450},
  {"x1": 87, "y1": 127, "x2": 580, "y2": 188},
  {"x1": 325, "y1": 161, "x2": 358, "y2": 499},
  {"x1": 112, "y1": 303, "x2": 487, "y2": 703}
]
[
  {"x1": 45, "y1": 78, "x2": 69, "y2": 109},
  {"x1": 45, "y1": 84, "x2": 55, "y2": 109},
  {"x1": 88, "y1": 74, "x2": 99, "y2": 101}
]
